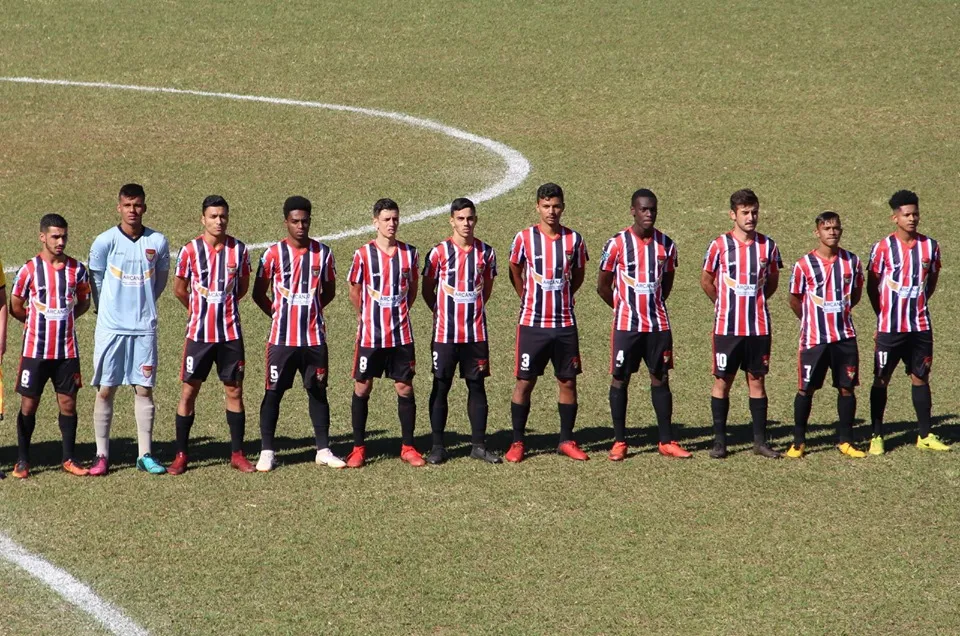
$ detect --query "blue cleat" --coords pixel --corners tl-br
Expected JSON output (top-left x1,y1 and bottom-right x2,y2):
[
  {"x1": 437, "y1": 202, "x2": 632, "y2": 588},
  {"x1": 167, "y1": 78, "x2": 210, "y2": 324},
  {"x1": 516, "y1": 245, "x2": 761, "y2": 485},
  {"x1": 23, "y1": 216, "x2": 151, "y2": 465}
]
[{"x1": 136, "y1": 454, "x2": 167, "y2": 475}]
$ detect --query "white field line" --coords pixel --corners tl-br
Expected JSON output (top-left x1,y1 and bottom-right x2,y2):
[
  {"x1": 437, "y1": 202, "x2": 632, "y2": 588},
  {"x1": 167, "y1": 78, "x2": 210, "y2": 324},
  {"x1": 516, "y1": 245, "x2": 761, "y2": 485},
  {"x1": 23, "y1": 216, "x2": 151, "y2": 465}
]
[
  {"x1": 0, "y1": 76, "x2": 532, "y2": 270},
  {"x1": 0, "y1": 532, "x2": 150, "y2": 635}
]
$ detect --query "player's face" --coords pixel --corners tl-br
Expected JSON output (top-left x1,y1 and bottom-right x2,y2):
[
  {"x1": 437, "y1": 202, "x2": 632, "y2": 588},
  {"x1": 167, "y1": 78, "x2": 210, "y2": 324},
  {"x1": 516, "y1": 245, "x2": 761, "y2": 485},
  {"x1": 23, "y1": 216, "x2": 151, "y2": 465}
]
[
  {"x1": 730, "y1": 204, "x2": 759, "y2": 233},
  {"x1": 375, "y1": 208, "x2": 400, "y2": 240},
  {"x1": 202, "y1": 205, "x2": 229, "y2": 238},
  {"x1": 893, "y1": 204, "x2": 920, "y2": 234},
  {"x1": 631, "y1": 197, "x2": 658, "y2": 231},
  {"x1": 536, "y1": 196, "x2": 564, "y2": 227},
  {"x1": 450, "y1": 208, "x2": 477, "y2": 240},
  {"x1": 285, "y1": 209, "x2": 311, "y2": 242},
  {"x1": 815, "y1": 219, "x2": 842, "y2": 248},
  {"x1": 117, "y1": 195, "x2": 146, "y2": 227},
  {"x1": 40, "y1": 226, "x2": 68, "y2": 257}
]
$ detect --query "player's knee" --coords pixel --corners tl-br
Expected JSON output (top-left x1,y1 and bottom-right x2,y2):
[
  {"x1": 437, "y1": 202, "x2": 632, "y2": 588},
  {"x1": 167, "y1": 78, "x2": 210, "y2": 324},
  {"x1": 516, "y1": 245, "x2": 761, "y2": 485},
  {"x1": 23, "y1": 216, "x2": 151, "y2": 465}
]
[
  {"x1": 910, "y1": 373, "x2": 929, "y2": 386},
  {"x1": 873, "y1": 376, "x2": 890, "y2": 388},
  {"x1": 649, "y1": 373, "x2": 667, "y2": 388},
  {"x1": 610, "y1": 378, "x2": 627, "y2": 390},
  {"x1": 97, "y1": 385, "x2": 118, "y2": 400},
  {"x1": 133, "y1": 385, "x2": 152, "y2": 399},
  {"x1": 354, "y1": 380, "x2": 373, "y2": 398},
  {"x1": 57, "y1": 394, "x2": 77, "y2": 416},
  {"x1": 838, "y1": 387, "x2": 853, "y2": 397},
  {"x1": 395, "y1": 381, "x2": 414, "y2": 398}
]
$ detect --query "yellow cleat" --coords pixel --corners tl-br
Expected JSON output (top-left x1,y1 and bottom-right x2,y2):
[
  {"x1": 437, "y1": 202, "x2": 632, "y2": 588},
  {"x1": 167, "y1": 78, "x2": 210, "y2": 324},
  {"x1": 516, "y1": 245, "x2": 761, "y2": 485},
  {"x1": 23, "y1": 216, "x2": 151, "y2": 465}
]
[
  {"x1": 837, "y1": 442, "x2": 866, "y2": 458},
  {"x1": 868, "y1": 436, "x2": 885, "y2": 456},
  {"x1": 917, "y1": 434, "x2": 951, "y2": 452},
  {"x1": 785, "y1": 444, "x2": 805, "y2": 459}
]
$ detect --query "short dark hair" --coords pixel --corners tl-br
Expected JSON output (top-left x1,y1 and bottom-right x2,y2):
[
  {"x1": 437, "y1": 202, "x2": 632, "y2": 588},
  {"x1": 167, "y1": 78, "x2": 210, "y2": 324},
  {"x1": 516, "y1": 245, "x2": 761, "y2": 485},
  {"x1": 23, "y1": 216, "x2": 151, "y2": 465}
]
[
  {"x1": 631, "y1": 188, "x2": 657, "y2": 207},
  {"x1": 40, "y1": 213, "x2": 68, "y2": 232},
  {"x1": 889, "y1": 189, "x2": 919, "y2": 210},
  {"x1": 373, "y1": 198, "x2": 399, "y2": 217},
  {"x1": 283, "y1": 195, "x2": 312, "y2": 219},
  {"x1": 450, "y1": 197, "x2": 476, "y2": 216},
  {"x1": 118, "y1": 183, "x2": 145, "y2": 200},
  {"x1": 536, "y1": 183, "x2": 564, "y2": 203},
  {"x1": 202, "y1": 195, "x2": 229, "y2": 214},
  {"x1": 815, "y1": 211, "x2": 841, "y2": 227},
  {"x1": 730, "y1": 189, "x2": 759, "y2": 210}
]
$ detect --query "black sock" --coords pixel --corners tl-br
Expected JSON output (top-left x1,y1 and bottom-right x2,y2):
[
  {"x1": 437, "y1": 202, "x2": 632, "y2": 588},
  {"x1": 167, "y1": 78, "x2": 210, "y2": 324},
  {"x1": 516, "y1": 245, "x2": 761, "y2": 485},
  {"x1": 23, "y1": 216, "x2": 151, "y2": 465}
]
[
  {"x1": 259, "y1": 390, "x2": 283, "y2": 452},
  {"x1": 609, "y1": 385, "x2": 628, "y2": 442},
  {"x1": 175, "y1": 413, "x2": 195, "y2": 454},
  {"x1": 793, "y1": 393, "x2": 812, "y2": 447},
  {"x1": 351, "y1": 393, "x2": 369, "y2": 446},
  {"x1": 17, "y1": 411, "x2": 37, "y2": 463},
  {"x1": 870, "y1": 385, "x2": 887, "y2": 437},
  {"x1": 558, "y1": 402, "x2": 578, "y2": 443},
  {"x1": 58, "y1": 413, "x2": 79, "y2": 463},
  {"x1": 466, "y1": 379, "x2": 488, "y2": 446},
  {"x1": 398, "y1": 395, "x2": 416, "y2": 446},
  {"x1": 837, "y1": 394, "x2": 856, "y2": 444},
  {"x1": 308, "y1": 386, "x2": 331, "y2": 450},
  {"x1": 711, "y1": 397, "x2": 729, "y2": 444},
  {"x1": 912, "y1": 384, "x2": 933, "y2": 438},
  {"x1": 749, "y1": 397, "x2": 768, "y2": 445},
  {"x1": 651, "y1": 384, "x2": 673, "y2": 444},
  {"x1": 511, "y1": 401, "x2": 530, "y2": 443},
  {"x1": 429, "y1": 376, "x2": 453, "y2": 447},
  {"x1": 226, "y1": 410, "x2": 245, "y2": 454}
]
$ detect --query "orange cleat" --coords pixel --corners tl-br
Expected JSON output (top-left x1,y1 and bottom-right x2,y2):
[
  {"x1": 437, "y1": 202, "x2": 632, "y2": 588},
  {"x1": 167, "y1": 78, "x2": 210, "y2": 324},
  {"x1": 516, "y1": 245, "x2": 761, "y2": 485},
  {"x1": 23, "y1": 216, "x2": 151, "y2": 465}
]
[
  {"x1": 230, "y1": 451, "x2": 256, "y2": 473},
  {"x1": 504, "y1": 442, "x2": 525, "y2": 463},
  {"x1": 658, "y1": 441, "x2": 692, "y2": 459},
  {"x1": 400, "y1": 444, "x2": 425, "y2": 467},
  {"x1": 608, "y1": 441, "x2": 628, "y2": 461},
  {"x1": 11, "y1": 461, "x2": 29, "y2": 479},
  {"x1": 557, "y1": 440, "x2": 589, "y2": 461},
  {"x1": 167, "y1": 452, "x2": 189, "y2": 475},
  {"x1": 63, "y1": 459, "x2": 89, "y2": 476},
  {"x1": 345, "y1": 445, "x2": 366, "y2": 468}
]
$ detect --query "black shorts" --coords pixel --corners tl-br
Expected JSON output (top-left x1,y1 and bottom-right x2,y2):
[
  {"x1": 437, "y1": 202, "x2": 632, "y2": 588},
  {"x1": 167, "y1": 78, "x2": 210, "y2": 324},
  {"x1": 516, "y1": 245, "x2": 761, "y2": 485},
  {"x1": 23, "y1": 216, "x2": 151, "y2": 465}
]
[
  {"x1": 181, "y1": 338, "x2": 245, "y2": 383},
  {"x1": 515, "y1": 325, "x2": 582, "y2": 380},
  {"x1": 874, "y1": 331, "x2": 933, "y2": 378},
  {"x1": 16, "y1": 357, "x2": 82, "y2": 397},
  {"x1": 712, "y1": 335, "x2": 771, "y2": 377},
  {"x1": 798, "y1": 338, "x2": 859, "y2": 392},
  {"x1": 432, "y1": 341, "x2": 491, "y2": 380},
  {"x1": 610, "y1": 329, "x2": 673, "y2": 380},
  {"x1": 265, "y1": 343, "x2": 328, "y2": 392},
  {"x1": 353, "y1": 343, "x2": 416, "y2": 383}
]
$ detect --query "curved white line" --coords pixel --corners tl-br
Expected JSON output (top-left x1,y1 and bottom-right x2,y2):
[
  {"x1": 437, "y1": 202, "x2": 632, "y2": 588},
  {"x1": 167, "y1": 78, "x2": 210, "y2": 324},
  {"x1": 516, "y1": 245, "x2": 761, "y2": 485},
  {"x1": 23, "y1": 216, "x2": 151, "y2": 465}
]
[{"x1": 0, "y1": 531, "x2": 150, "y2": 635}]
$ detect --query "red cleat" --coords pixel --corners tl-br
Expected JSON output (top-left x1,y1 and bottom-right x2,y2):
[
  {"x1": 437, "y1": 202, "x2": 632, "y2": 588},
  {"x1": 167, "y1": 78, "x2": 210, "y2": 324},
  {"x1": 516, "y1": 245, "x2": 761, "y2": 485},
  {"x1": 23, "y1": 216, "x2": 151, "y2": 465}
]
[
  {"x1": 504, "y1": 442, "x2": 525, "y2": 463},
  {"x1": 167, "y1": 452, "x2": 189, "y2": 475},
  {"x1": 400, "y1": 444, "x2": 425, "y2": 467},
  {"x1": 62, "y1": 459, "x2": 89, "y2": 477},
  {"x1": 345, "y1": 445, "x2": 366, "y2": 468},
  {"x1": 608, "y1": 441, "x2": 628, "y2": 462},
  {"x1": 658, "y1": 441, "x2": 692, "y2": 459},
  {"x1": 557, "y1": 440, "x2": 589, "y2": 461},
  {"x1": 230, "y1": 451, "x2": 256, "y2": 473},
  {"x1": 11, "y1": 461, "x2": 30, "y2": 479}
]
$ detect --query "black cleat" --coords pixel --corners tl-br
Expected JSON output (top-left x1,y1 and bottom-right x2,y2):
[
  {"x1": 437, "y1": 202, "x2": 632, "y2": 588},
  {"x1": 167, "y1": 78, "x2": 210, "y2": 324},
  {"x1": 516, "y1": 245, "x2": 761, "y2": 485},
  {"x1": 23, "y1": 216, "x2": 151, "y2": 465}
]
[
  {"x1": 426, "y1": 445, "x2": 450, "y2": 465},
  {"x1": 709, "y1": 442, "x2": 728, "y2": 459},
  {"x1": 753, "y1": 443, "x2": 782, "y2": 459},
  {"x1": 470, "y1": 445, "x2": 503, "y2": 464}
]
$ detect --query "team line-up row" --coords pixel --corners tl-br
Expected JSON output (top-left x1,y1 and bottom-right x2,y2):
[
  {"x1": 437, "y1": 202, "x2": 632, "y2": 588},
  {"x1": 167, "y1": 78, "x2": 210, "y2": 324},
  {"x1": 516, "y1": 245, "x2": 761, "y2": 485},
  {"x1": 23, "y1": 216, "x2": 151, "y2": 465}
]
[{"x1": 0, "y1": 183, "x2": 949, "y2": 479}]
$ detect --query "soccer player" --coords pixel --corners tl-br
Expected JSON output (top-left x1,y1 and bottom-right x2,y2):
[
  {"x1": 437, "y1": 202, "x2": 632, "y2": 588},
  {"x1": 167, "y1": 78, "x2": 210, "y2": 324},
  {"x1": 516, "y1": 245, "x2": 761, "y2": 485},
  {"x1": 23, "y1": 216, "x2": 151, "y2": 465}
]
[
  {"x1": 866, "y1": 190, "x2": 948, "y2": 453},
  {"x1": 597, "y1": 189, "x2": 691, "y2": 460},
  {"x1": 8, "y1": 214, "x2": 91, "y2": 478},
  {"x1": 786, "y1": 211, "x2": 865, "y2": 458},
  {"x1": 346, "y1": 198, "x2": 423, "y2": 468},
  {"x1": 0, "y1": 254, "x2": 8, "y2": 478},
  {"x1": 421, "y1": 198, "x2": 502, "y2": 465},
  {"x1": 700, "y1": 189, "x2": 783, "y2": 459},
  {"x1": 87, "y1": 183, "x2": 170, "y2": 476},
  {"x1": 506, "y1": 183, "x2": 589, "y2": 463},
  {"x1": 252, "y1": 196, "x2": 345, "y2": 471},
  {"x1": 169, "y1": 195, "x2": 254, "y2": 474}
]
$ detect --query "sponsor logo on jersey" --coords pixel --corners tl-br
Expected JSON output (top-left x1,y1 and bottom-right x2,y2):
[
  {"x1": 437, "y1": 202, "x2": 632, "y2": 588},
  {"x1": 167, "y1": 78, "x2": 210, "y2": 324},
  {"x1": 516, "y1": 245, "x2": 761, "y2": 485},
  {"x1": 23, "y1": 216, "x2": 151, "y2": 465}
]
[
  {"x1": 367, "y1": 285, "x2": 403, "y2": 307},
  {"x1": 619, "y1": 271, "x2": 658, "y2": 294},
  {"x1": 531, "y1": 270, "x2": 565, "y2": 291},
  {"x1": 723, "y1": 275, "x2": 757, "y2": 296},
  {"x1": 440, "y1": 280, "x2": 479, "y2": 303},
  {"x1": 109, "y1": 263, "x2": 153, "y2": 286}
]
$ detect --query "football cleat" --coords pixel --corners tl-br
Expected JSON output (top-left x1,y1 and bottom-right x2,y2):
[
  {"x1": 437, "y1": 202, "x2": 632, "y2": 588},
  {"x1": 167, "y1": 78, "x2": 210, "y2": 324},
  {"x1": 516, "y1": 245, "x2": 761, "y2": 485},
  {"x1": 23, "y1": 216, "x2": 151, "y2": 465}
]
[
  {"x1": 785, "y1": 444, "x2": 805, "y2": 459},
  {"x1": 557, "y1": 440, "x2": 589, "y2": 461},
  {"x1": 709, "y1": 442, "x2": 728, "y2": 459},
  {"x1": 608, "y1": 441, "x2": 628, "y2": 462},
  {"x1": 917, "y1": 433, "x2": 951, "y2": 452},
  {"x1": 256, "y1": 450, "x2": 276, "y2": 472},
  {"x1": 11, "y1": 461, "x2": 29, "y2": 479},
  {"x1": 470, "y1": 445, "x2": 503, "y2": 464},
  {"x1": 63, "y1": 459, "x2": 89, "y2": 477},
  {"x1": 868, "y1": 436, "x2": 885, "y2": 456},
  {"x1": 426, "y1": 445, "x2": 449, "y2": 465},
  {"x1": 400, "y1": 444, "x2": 425, "y2": 467},
  {"x1": 345, "y1": 445, "x2": 366, "y2": 468},
  {"x1": 753, "y1": 443, "x2": 781, "y2": 459},
  {"x1": 230, "y1": 451, "x2": 256, "y2": 473},
  {"x1": 88, "y1": 455, "x2": 109, "y2": 476},
  {"x1": 168, "y1": 452, "x2": 189, "y2": 475},
  {"x1": 658, "y1": 441, "x2": 692, "y2": 459},
  {"x1": 504, "y1": 442, "x2": 525, "y2": 463},
  {"x1": 136, "y1": 454, "x2": 167, "y2": 474},
  {"x1": 837, "y1": 442, "x2": 866, "y2": 458},
  {"x1": 316, "y1": 448, "x2": 346, "y2": 468}
]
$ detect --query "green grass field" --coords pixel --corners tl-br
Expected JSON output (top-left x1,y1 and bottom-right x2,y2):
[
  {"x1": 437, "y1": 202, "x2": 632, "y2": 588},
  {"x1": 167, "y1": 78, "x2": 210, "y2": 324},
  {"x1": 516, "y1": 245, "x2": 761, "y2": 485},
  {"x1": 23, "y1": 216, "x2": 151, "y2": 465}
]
[{"x1": 2, "y1": 1, "x2": 960, "y2": 634}]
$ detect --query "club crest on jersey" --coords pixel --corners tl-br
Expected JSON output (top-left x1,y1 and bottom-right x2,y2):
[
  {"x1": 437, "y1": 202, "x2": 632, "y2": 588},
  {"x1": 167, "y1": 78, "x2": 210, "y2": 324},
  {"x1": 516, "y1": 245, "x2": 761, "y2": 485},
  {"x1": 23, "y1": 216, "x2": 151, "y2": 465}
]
[
  {"x1": 922, "y1": 258, "x2": 931, "y2": 270},
  {"x1": 565, "y1": 250, "x2": 574, "y2": 263},
  {"x1": 843, "y1": 275, "x2": 852, "y2": 284},
  {"x1": 846, "y1": 366, "x2": 857, "y2": 380},
  {"x1": 311, "y1": 267, "x2": 321, "y2": 277},
  {"x1": 227, "y1": 265, "x2": 238, "y2": 275},
  {"x1": 402, "y1": 268, "x2": 411, "y2": 279},
  {"x1": 141, "y1": 365, "x2": 154, "y2": 378},
  {"x1": 145, "y1": 249, "x2": 156, "y2": 262}
]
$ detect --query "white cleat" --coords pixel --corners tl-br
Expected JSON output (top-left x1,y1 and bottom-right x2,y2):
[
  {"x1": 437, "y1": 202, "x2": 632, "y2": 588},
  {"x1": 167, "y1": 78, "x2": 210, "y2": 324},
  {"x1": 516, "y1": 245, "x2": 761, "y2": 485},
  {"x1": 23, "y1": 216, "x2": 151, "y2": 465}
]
[
  {"x1": 256, "y1": 450, "x2": 276, "y2": 472},
  {"x1": 316, "y1": 448, "x2": 346, "y2": 469}
]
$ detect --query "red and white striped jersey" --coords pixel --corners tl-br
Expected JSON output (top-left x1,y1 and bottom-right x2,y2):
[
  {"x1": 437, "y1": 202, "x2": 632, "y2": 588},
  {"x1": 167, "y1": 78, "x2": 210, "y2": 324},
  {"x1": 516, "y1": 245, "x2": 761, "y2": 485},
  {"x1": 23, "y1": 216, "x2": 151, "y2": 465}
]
[
  {"x1": 509, "y1": 225, "x2": 588, "y2": 329},
  {"x1": 703, "y1": 232, "x2": 783, "y2": 336},
  {"x1": 12, "y1": 256, "x2": 90, "y2": 359},
  {"x1": 790, "y1": 249, "x2": 863, "y2": 349},
  {"x1": 422, "y1": 238, "x2": 497, "y2": 343},
  {"x1": 257, "y1": 239, "x2": 336, "y2": 347},
  {"x1": 348, "y1": 241, "x2": 419, "y2": 348},
  {"x1": 599, "y1": 227, "x2": 676, "y2": 332},
  {"x1": 176, "y1": 236, "x2": 250, "y2": 343},
  {"x1": 869, "y1": 233, "x2": 940, "y2": 333}
]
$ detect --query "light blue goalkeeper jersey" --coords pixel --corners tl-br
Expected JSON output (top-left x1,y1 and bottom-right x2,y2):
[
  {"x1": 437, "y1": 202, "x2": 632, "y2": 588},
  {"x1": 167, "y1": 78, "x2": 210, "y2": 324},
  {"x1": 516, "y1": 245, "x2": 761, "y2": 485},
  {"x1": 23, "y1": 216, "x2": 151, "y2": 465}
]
[{"x1": 89, "y1": 225, "x2": 170, "y2": 334}]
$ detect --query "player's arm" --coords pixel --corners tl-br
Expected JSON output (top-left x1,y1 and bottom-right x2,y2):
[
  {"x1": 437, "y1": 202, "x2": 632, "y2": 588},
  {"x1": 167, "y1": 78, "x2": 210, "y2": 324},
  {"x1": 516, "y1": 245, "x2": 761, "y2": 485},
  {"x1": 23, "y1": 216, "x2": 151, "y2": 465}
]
[
  {"x1": 596, "y1": 270, "x2": 615, "y2": 308},
  {"x1": 866, "y1": 271, "x2": 881, "y2": 315},
  {"x1": 764, "y1": 267, "x2": 780, "y2": 298},
  {"x1": 850, "y1": 281, "x2": 863, "y2": 308},
  {"x1": 926, "y1": 270, "x2": 939, "y2": 300},
  {"x1": 153, "y1": 268, "x2": 169, "y2": 300},
  {"x1": 320, "y1": 278, "x2": 336, "y2": 309},
  {"x1": 509, "y1": 262, "x2": 525, "y2": 298},
  {"x1": 90, "y1": 269, "x2": 104, "y2": 312},
  {"x1": 349, "y1": 282, "x2": 362, "y2": 315},
  {"x1": 407, "y1": 269, "x2": 419, "y2": 307},
  {"x1": 10, "y1": 292, "x2": 27, "y2": 323},
  {"x1": 570, "y1": 264, "x2": 585, "y2": 295},
  {"x1": 661, "y1": 270, "x2": 675, "y2": 302},
  {"x1": 700, "y1": 270, "x2": 718, "y2": 303},
  {"x1": 0, "y1": 287, "x2": 7, "y2": 361},
  {"x1": 252, "y1": 275, "x2": 272, "y2": 318},
  {"x1": 236, "y1": 273, "x2": 250, "y2": 300},
  {"x1": 174, "y1": 276, "x2": 190, "y2": 309},
  {"x1": 74, "y1": 293, "x2": 91, "y2": 318},
  {"x1": 481, "y1": 274, "x2": 495, "y2": 304},
  {"x1": 421, "y1": 273, "x2": 437, "y2": 312},
  {"x1": 789, "y1": 293, "x2": 803, "y2": 319}
]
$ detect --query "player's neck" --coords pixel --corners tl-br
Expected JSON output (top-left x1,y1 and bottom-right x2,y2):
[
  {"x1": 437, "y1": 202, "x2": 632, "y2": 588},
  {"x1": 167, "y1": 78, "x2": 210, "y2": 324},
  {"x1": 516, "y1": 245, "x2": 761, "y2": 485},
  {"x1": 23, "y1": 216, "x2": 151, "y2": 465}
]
[
  {"x1": 630, "y1": 224, "x2": 654, "y2": 239},
  {"x1": 731, "y1": 227, "x2": 756, "y2": 243},
  {"x1": 203, "y1": 232, "x2": 227, "y2": 248},
  {"x1": 538, "y1": 221, "x2": 561, "y2": 238},
  {"x1": 451, "y1": 233, "x2": 473, "y2": 249},
  {"x1": 119, "y1": 221, "x2": 144, "y2": 239},
  {"x1": 375, "y1": 235, "x2": 397, "y2": 252},
  {"x1": 815, "y1": 244, "x2": 839, "y2": 260},
  {"x1": 286, "y1": 235, "x2": 309, "y2": 250},
  {"x1": 40, "y1": 250, "x2": 66, "y2": 266},
  {"x1": 895, "y1": 228, "x2": 918, "y2": 244}
]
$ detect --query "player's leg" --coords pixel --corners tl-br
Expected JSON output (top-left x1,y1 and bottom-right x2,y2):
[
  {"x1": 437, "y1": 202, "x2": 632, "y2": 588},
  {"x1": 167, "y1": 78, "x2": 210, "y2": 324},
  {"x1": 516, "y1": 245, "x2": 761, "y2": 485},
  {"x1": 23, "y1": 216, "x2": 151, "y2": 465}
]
[
  {"x1": 790, "y1": 345, "x2": 827, "y2": 457},
  {"x1": 744, "y1": 336, "x2": 778, "y2": 458},
  {"x1": 90, "y1": 385, "x2": 117, "y2": 476},
  {"x1": 129, "y1": 333, "x2": 163, "y2": 473},
  {"x1": 828, "y1": 339, "x2": 864, "y2": 457},
  {"x1": 910, "y1": 332, "x2": 948, "y2": 450},
  {"x1": 50, "y1": 358, "x2": 87, "y2": 475},
  {"x1": 646, "y1": 331, "x2": 688, "y2": 458},
  {"x1": 461, "y1": 341, "x2": 499, "y2": 463},
  {"x1": 347, "y1": 345, "x2": 382, "y2": 468},
  {"x1": 12, "y1": 357, "x2": 47, "y2": 477},
  {"x1": 170, "y1": 340, "x2": 216, "y2": 474},
  {"x1": 90, "y1": 330, "x2": 123, "y2": 472},
  {"x1": 709, "y1": 336, "x2": 741, "y2": 458},
  {"x1": 217, "y1": 340, "x2": 252, "y2": 472},
  {"x1": 427, "y1": 342, "x2": 456, "y2": 464},
  {"x1": 507, "y1": 326, "x2": 549, "y2": 462},
  {"x1": 869, "y1": 332, "x2": 902, "y2": 454},
  {"x1": 608, "y1": 330, "x2": 639, "y2": 461},
  {"x1": 257, "y1": 344, "x2": 297, "y2": 472},
  {"x1": 390, "y1": 344, "x2": 422, "y2": 466},
  {"x1": 554, "y1": 327, "x2": 587, "y2": 461},
  {"x1": 303, "y1": 345, "x2": 344, "y2": 468}
]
